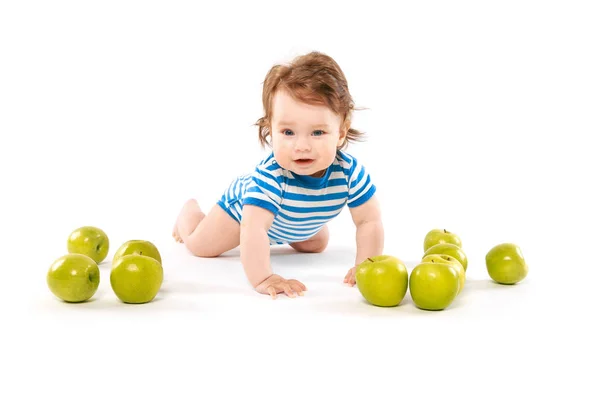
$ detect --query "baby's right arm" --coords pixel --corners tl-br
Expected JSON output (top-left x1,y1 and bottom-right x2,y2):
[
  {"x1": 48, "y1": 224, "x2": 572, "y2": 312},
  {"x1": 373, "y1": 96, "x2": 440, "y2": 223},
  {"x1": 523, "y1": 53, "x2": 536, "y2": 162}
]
[{"x1": 240, "y1": 205, "x2": 306, "y2": 299}]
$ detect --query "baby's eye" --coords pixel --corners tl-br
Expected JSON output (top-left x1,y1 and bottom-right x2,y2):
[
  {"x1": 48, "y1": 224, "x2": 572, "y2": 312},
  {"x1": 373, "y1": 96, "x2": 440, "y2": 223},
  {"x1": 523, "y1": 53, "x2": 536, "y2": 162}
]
[
  {"x1": 312, "y1": 130, "x2": 325, "y2": 136},
  {"x1": 282, "y1": 129, "x2": 294, "y2": 136}
]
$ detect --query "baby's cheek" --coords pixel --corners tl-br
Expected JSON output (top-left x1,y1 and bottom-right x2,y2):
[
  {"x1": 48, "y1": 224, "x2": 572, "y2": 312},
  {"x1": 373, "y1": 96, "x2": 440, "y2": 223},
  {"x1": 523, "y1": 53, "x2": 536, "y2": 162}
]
[
  {"x1": 322, "y1": 150, "x2": 337, "y2": 165},
  {"x1": 272, "y1": 150, "x2": 290, "y2": 168}
]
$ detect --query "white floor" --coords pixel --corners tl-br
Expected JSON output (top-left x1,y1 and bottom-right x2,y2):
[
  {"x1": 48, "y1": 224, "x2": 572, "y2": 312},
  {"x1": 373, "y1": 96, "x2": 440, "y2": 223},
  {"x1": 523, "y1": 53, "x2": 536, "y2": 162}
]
[{"x1": 5, "y1": 215, "x2": 598, "y2": 399}]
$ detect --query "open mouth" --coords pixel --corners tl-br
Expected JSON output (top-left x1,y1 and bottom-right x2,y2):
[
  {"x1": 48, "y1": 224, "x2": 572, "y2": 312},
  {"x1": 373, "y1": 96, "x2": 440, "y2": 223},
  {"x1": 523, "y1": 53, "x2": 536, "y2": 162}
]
[{"x1": 294, "y1": 159, "x2": 314, "y2": 166}]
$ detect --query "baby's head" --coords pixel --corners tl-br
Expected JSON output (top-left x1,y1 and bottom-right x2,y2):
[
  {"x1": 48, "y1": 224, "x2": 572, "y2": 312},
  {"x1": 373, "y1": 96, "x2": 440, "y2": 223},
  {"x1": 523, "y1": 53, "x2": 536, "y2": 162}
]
[{"x1": 256, "y1": 51, "x2": 364, "y2": 177}]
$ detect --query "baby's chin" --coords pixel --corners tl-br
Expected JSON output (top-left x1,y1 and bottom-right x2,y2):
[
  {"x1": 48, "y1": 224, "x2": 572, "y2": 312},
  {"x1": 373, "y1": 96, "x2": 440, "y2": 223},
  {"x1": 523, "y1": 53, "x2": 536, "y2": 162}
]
[{"x1": 292, "y1": 165, "x2": 328, "y2": 177}]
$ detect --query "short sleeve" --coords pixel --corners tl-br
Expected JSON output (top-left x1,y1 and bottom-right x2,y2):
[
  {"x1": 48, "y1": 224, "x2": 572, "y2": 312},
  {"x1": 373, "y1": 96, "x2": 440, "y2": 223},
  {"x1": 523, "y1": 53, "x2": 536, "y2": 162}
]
[
  {"x1": 242, "y1": 164, "x2": 283, "y2": 216},
  {"x1": 346, "y1": 156, "x2": 376, "y2": 208}
]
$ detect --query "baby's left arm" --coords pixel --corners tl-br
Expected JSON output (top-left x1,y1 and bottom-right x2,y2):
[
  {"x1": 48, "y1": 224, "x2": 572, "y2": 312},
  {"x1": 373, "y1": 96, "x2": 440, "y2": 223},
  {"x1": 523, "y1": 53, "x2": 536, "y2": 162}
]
[{"x1": 343, "y1": 195, "x2": 384, "y2": 286}]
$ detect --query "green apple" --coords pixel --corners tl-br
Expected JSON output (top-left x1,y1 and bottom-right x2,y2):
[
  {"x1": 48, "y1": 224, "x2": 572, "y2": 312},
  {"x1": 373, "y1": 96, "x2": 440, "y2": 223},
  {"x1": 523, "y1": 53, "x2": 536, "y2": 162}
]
[
  {"x1": 486, "y1": 243, "x2": 528, "y2": 284},
  {"x1": 110, "y1": 254, "x2": 163, "y2": 304},
  {"x1": 355, "y1": 255, "x2": 408, "y2": 307},
  {"x1": 113, "y1": 240, "x2": 162, "y2": 264},
  {"x1": 424, "y1": 229, "x2": 462, "y2": 252},
  {"x1": 67, "y1": 226, "x2": 109, "y2": 264},
  {"x1": 409, "y1": 260, "x2": 460, "y2": 311},
  {"x1": 423, "y1": 243, "x2": 468, "y2": 272},
  {"x1": 47, "y1": 254, "x2": 100, "y2": 302},
  {"x1": 422, "y1": 254, "x2": 465, "y2": 293}
]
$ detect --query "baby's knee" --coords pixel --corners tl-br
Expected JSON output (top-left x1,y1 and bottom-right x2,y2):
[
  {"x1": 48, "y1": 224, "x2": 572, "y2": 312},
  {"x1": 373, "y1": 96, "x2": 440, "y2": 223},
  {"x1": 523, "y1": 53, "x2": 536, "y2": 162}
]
[
  {"x1": 194, "y1": 249, "x2": 222, "y2": 258},
  {"x1": 185, "y1": 241, "x2": 221, "y2": 258},
  {"x1": 314, "y1": 227, "x2": 330, "y2": 252},
  {"x1": 305, "y1": 241, "x2": 328, "y2": 253},
  {"x1": 310, "y1": 228, "x2": 329, "y2": 253},
  {"x1": 291, "y1": 235, "x2": 329, "y2": 253},
  {"x1": 309, "y1": 241, "x2": 328, "y2": 253}
]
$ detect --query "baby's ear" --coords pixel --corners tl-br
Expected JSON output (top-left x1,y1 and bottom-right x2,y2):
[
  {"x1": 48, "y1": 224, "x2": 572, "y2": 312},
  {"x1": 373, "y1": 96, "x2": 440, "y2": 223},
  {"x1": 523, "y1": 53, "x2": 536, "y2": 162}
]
[{"x1": 337, "y1": 120, "x2": 350, "y2": 146}]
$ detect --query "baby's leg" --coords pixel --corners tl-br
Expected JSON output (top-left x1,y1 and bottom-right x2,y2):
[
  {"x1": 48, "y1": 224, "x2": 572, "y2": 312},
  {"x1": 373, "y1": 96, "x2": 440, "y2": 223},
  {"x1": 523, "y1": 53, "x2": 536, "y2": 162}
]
[
  {"x1": 289, "y1": 225, "x2": 329, "y2": 253},
  {"x1": 172, "y1": 199, "x2": 202, "y2": 243},
  {"x1": 173, "y1": 199, "x2": 240, "y2": 257}
]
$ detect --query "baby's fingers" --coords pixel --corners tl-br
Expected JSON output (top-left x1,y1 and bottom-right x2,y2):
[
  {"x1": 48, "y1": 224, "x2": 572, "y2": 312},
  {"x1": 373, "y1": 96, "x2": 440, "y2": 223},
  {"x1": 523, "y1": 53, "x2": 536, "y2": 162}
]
[
  {"x1": 282, "y1": 283, "x2": 297, "y2": 298},
  {"x1": 344, "y1": 270, "x2": 353, "y2": 284},
  {"x1": 288, "y1": 279, "x2": 307, "y2": 292},
  {"x1": 267, "y1": 286, "x2": 278, "y2": 299},
  {"x1": 289, "y1": 281, "x2": 305, "y2": 296}
]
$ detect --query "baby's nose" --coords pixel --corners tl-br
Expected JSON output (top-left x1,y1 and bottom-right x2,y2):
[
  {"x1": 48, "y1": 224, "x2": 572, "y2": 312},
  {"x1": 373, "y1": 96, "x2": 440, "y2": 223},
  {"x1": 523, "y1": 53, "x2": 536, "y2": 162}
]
[{"x1": 294, "y1": 137, "x2": 311, "y2": 151}]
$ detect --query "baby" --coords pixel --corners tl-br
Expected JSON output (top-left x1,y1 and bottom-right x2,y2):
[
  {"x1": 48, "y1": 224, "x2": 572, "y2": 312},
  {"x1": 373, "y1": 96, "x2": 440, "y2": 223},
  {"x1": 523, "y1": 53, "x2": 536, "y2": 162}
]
[{"x1": 173, "y1": 51, "x2": 384, "y2": 299}]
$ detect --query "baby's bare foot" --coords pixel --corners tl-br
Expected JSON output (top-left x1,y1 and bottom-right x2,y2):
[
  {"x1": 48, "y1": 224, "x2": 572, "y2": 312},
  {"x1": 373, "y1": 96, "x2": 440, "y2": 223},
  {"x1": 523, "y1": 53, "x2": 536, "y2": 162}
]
[
  {"x1": 172, "y1": 222, "x2": 183, "y2": 243},
  {"x1": 173, "y1": 199, "x2": 200, "y2": 243}
]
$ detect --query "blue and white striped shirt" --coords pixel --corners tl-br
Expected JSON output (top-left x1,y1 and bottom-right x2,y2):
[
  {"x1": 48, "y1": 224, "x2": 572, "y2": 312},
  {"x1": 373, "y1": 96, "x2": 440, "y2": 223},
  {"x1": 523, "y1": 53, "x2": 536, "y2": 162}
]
[{"x1": 217, "y1": 150, "x2": 376, "y2": 245}]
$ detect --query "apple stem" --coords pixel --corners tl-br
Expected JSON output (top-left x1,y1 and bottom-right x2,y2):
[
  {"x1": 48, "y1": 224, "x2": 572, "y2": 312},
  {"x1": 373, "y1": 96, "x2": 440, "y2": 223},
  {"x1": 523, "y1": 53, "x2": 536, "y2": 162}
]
[{"x1": 367, "y1": 258, "x2": 374, "y2": 262}]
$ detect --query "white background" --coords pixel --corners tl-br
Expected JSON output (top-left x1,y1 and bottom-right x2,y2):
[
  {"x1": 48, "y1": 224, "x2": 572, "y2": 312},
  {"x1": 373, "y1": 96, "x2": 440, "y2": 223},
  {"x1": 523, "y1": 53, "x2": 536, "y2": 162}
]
[{"x1": 1, "y1": 1, "x2": 599, "y2": 399}]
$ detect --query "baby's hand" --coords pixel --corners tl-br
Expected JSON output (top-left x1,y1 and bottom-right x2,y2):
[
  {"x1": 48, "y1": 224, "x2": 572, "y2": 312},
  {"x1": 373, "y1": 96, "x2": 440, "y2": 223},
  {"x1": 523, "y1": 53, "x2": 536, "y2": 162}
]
[
  {"x1": 344, "y1": 267, "x2": 357, "y2": 286},
  {"x1": 255, "y1": 274, "x2": 306, "y2": 299}
]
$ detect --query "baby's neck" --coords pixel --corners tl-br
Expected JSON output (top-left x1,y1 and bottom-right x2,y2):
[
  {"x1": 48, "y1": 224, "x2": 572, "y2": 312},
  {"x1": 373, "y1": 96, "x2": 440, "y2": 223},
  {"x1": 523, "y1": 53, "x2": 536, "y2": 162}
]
[{"x1": 309, "y1": 169, "x2": 326, "y2": 178}]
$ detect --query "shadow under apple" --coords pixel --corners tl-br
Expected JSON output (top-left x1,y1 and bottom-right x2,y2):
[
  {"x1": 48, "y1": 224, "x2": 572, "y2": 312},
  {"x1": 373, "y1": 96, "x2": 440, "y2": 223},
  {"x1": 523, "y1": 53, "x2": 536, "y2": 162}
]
[{"x1": 463, "y1": 278, "x2": 528, "y2": 292}]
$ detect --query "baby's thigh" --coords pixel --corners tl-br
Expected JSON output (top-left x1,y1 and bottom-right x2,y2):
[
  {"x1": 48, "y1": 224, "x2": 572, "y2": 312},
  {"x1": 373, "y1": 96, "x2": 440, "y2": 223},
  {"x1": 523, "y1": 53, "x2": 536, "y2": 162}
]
[{"x1": 188, "y1": 204, "x2": 240, "y2": 257}]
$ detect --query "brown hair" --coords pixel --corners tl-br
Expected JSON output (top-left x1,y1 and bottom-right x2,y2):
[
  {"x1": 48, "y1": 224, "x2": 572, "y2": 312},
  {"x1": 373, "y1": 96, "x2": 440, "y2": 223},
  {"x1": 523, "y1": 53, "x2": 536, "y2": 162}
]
[{"x1": 255, "y1": 51, "x2": 366, "y2": 150}]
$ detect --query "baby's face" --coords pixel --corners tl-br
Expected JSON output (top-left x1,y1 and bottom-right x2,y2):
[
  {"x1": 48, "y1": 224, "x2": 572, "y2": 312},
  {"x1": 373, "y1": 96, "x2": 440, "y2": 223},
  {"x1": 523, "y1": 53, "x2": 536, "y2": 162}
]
[{"x1": 270, "y1": 90, "x2": 346, "y2": 177}]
